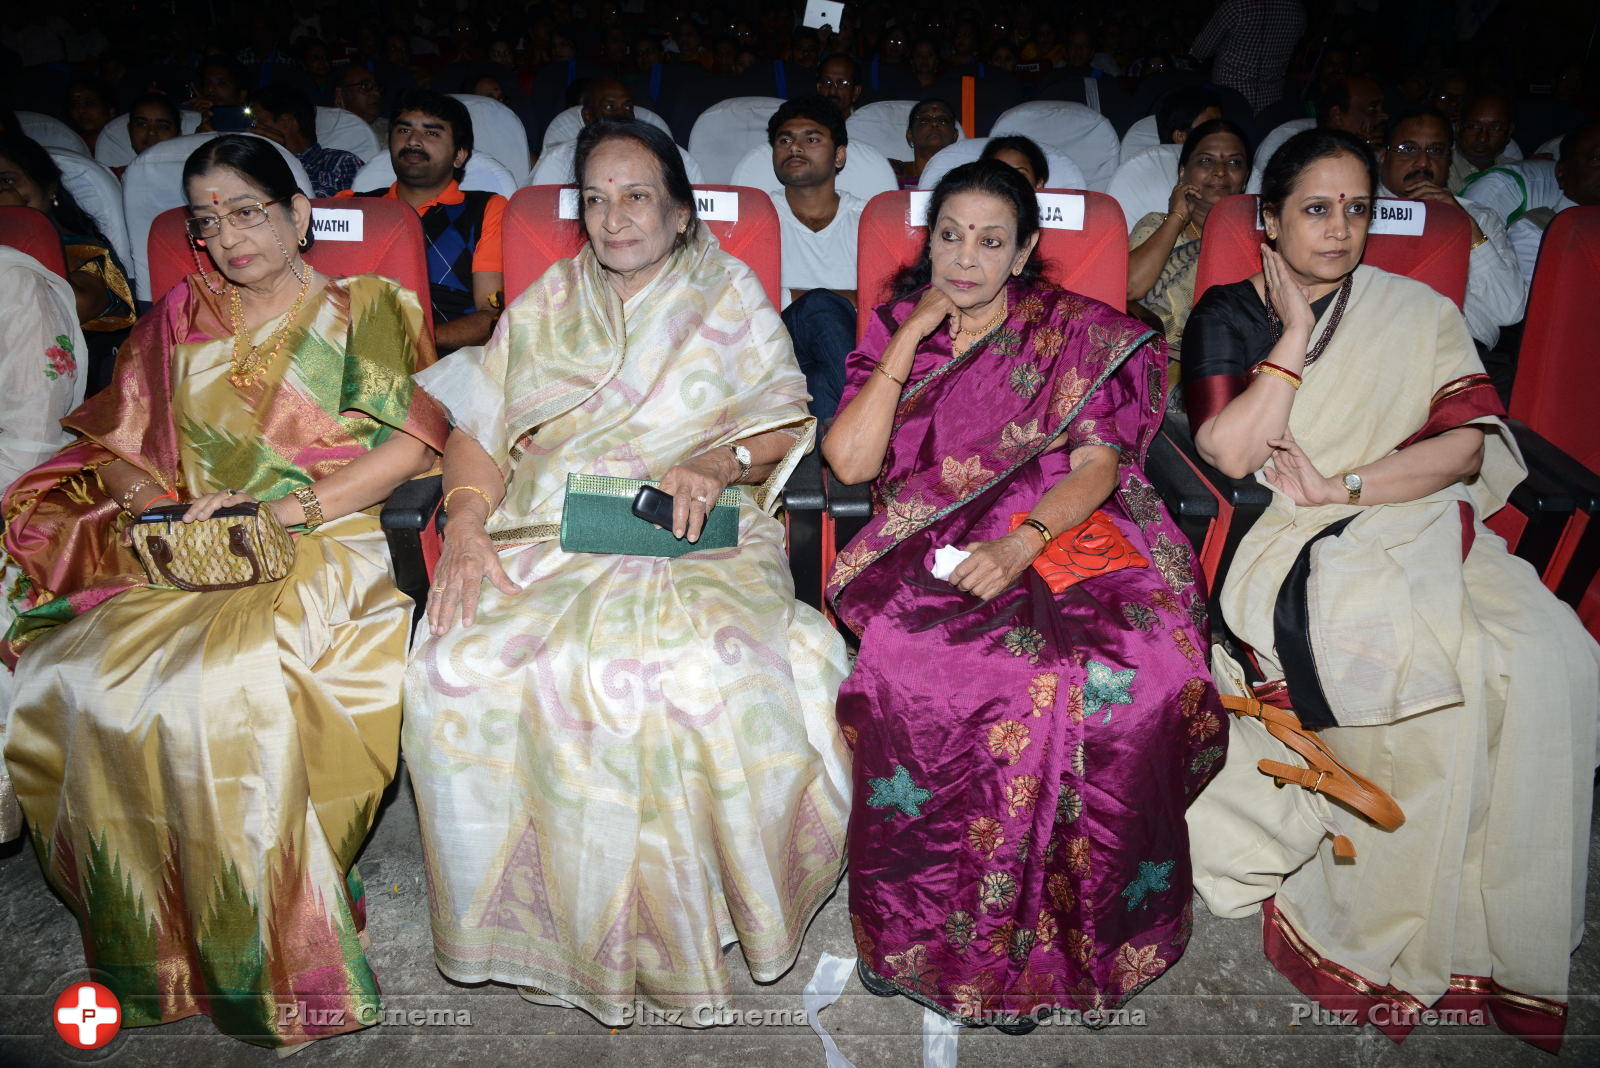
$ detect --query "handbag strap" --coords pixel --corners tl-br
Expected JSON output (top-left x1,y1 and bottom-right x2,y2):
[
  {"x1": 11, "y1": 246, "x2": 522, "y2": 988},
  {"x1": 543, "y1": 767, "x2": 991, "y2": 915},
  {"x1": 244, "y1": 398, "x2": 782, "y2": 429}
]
[{"x1": 1220, "y1": 693, "x2": 1407, "y2": 857}]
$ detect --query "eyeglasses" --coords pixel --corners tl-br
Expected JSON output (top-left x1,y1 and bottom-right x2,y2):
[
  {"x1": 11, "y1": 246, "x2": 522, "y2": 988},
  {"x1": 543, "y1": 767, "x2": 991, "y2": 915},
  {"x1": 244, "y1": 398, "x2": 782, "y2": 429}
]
[
  {"x1": 1387, "y1": 142, "x2": 1451, "y2": 158},
  {"x1": 343, "y1": 78, "x2": 379, "y2": 93},
  {"x1": 817, "y1": 78, "x2": 856, "y2": 89},
  {"x1": 185, "y1": 198, "x2": 286, "y2": 240}
]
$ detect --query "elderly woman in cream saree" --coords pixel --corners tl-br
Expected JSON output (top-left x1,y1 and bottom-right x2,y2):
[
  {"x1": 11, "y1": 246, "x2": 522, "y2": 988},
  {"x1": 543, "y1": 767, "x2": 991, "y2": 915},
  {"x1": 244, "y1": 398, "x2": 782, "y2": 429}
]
[
  {"x1": 1182, "y1": 129, "x2": 1598, "y2": 1053},
  {"x1": 403, "y1": 121, "x2": 850, "y2": 1028}
]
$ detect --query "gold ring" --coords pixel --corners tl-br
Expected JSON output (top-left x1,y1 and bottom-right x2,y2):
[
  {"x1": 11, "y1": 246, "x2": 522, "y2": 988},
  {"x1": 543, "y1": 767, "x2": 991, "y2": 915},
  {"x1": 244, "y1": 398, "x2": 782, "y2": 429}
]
[{"x1": 431, "y1": 583, "x2": 446, "y2": 592}]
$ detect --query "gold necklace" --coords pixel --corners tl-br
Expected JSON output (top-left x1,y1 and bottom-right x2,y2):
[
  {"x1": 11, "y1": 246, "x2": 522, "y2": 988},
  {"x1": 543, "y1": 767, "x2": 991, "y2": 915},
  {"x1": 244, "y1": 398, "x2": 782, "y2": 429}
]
[
  {"x1": 954, "y1": 292, "x2": 1009, "y2": 340},
  {"x1": 228, "y1": 274, "x2": 312, "y2": 388}
]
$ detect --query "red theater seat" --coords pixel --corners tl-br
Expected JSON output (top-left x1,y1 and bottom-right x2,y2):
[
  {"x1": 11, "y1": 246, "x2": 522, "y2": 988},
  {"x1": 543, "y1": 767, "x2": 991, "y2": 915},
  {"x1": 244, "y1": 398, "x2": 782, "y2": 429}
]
[
  {"x1": 503, "y1": 184, "x2": 782, "y2": 308},
  {"x1": 146, "y1": 198, "x2": 433, "y2": 333},
  {"x1": 0, "y1": 206, "x2": 68, "y2": 279},
  {"x1": 853, "y1": 188, "x2": 1130, "y2": 339}
]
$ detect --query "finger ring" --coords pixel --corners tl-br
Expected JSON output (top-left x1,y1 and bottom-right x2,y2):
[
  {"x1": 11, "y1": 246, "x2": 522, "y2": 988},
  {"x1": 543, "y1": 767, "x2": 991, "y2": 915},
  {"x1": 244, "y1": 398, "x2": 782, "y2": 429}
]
[
  {"x1": 432, "y1": 582, "x2": 446, "y2": 591},
  {"x1": 693, "y1": 495, "x2": 708, "y2": 503}
]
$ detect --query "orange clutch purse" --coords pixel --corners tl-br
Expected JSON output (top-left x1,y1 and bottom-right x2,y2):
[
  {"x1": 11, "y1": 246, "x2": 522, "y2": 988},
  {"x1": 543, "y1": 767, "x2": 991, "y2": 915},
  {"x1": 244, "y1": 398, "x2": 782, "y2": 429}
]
[{"x1": 1009, "y1": 511, "x2": 1148, "y2": 593}]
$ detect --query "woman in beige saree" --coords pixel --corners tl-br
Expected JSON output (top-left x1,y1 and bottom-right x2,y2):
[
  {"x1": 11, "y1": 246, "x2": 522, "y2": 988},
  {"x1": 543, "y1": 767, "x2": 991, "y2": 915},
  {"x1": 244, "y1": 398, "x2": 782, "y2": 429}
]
[
  {"x1": 403, "y1": 119, "x2": 851, "y2": 1027},
  {"x1": 1181, "y1": 128, "x2": 1598, "y2": 1052}
]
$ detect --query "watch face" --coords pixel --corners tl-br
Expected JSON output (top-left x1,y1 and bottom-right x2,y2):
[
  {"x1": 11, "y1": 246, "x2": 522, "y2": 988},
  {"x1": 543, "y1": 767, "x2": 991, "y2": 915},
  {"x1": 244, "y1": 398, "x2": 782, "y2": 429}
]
[{"x1": 1343, "y1": 473, "x2": 1361, "y2": 491}]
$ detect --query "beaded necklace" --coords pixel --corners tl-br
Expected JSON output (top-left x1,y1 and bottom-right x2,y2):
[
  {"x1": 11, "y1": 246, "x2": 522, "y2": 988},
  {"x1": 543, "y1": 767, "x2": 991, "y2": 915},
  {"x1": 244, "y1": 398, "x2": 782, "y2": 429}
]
[{"x1": 1265, "y1": 272, "x2": 1353, "y2": 367}]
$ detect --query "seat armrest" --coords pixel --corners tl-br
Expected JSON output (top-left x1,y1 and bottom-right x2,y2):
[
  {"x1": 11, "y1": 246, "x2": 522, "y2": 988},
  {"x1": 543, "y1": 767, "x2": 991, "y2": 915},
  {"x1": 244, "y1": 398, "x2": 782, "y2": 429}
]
[
  {"x1": 1506, "y1": 419, "x2": 1600, "y2": 512},
  {"x1": 781, "y1": 447, "x2": 826, "y2": 512},
  {"x1": 381, "y1": 473, "x2": 441, "y2": 608},
  {"x1": 824, "y1": 468, "x2": 874, "y2": 519}
]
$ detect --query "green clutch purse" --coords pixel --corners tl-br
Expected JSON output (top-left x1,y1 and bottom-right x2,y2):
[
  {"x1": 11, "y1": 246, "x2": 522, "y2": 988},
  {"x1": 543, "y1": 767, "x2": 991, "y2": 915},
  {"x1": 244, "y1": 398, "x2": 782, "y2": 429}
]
[{"x1": 559, "y1": 473, "x2": 741, "y2": 557}]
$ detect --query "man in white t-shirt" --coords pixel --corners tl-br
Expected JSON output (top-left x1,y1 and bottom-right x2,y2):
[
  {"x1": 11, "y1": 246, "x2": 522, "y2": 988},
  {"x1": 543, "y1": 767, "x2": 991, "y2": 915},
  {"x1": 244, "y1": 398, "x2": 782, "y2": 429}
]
[
  {"x1": 1507, "y1": 123, "x2": 1600, "y2": 286},
  {"x1": 767, "y1": 95, "x2": 864, "y2": 419}
]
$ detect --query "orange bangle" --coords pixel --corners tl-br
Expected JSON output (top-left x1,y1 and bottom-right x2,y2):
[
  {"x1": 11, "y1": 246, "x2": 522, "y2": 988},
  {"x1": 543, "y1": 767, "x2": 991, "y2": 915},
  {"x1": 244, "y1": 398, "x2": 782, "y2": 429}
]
[{"x1": 139, "y1": 490, "x2": 179, "y2": 511}]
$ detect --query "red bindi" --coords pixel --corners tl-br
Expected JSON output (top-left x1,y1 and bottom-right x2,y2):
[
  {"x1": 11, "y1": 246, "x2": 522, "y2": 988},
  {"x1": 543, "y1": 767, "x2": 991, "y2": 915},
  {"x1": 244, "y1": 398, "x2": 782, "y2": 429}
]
[{"x1": 968, "y1": 224, "x2": 975, "y2": 230}]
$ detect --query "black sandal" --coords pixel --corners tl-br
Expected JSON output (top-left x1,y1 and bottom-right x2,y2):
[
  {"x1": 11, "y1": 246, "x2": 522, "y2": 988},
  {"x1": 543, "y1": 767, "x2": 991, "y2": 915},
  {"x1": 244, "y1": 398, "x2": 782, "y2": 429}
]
[
  {"x1": 856, "y1": 957, "x2": 900, "y2": 998},
  {"x1": 993, "y1": 1015, "x2": 1039, "y2": 1036}
]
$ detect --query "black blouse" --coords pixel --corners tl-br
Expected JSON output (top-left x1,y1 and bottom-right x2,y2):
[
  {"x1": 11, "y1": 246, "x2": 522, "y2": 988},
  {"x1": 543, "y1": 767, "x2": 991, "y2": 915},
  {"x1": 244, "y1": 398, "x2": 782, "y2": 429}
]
[{"x1": 1180, "y1": 279, "x2": 1343, "y2": 428}]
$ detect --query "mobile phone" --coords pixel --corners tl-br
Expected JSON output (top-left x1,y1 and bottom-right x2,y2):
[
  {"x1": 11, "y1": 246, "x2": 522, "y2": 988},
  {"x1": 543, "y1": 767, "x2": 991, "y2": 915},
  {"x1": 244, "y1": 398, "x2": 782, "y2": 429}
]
[
  {"x1": 211, "y1": 105, "x2": 251, "y2": 132},
  {"x1": 631, "y1": 485, "x2": 677, "y2": 529}
]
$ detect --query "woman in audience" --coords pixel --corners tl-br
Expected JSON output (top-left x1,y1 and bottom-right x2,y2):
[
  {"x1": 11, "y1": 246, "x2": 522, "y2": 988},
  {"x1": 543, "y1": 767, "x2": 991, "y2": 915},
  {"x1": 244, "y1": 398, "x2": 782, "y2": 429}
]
[
  {"x1": 404, "y1": 119, "x2": 850, "y2": 1028},
  {"x1": 823, "y1": 161, "x2": 1223, "y2": 1031},
  {"x1": 892, "y1": 98, "x2": 959, "y2": 188},
  {"x1": 1183, "y1": 128, "x2": 1599, "y2": 1049},
  {"x1": 1, "y1": 134, "x2": 446, "y2": 1048},
  {"x1": 981, "y1": 135, "x2": 1049, "y2": 189},
  {"x1": 0, "y1": 245, "x2": 87, "y2": 844},
  {"x1": 1127, "y1": 118, "x2": 1251, "y2": 379},
  {"x1": 0, "y1": 132, "x2": 136, "y2": 336}
]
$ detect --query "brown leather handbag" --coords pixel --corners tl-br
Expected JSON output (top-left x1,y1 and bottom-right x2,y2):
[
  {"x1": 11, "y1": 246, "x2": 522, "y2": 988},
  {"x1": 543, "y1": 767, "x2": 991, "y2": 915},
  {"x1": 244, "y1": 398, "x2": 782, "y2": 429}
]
[
  {"x1": 129, "y1": 503, "x2": 295, "y2": 592},
  {"x1": 1220, "y1": 691, "x2": 1406, "y2": 858}
]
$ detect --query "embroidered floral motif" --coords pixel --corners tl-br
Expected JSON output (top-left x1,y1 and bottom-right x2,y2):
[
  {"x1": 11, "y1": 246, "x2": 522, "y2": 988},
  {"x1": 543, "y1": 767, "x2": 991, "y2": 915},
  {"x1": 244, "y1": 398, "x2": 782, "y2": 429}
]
[
  {"x1": 1151, "y1": 589, "x2": 1183, "y2": 616},
  {"x1": 1119, "y1": 859, "x2": 1175, "y2": 910},
  {"x1": 1064, "y1": 929, "x2": 1093, "y2": 967},
  {"x1": 1049, "y1": 368, "x2": 1091, "y2": 420},
  {"x1": 1149, "y1": 533, "x2": 1195, "y2": 591},
  {"x1": 1083, "y1": 660, "x2": 1136, "y2": 723},
  {"x1": 945, "y1": 910, "x2": 977, "y2": 949},
  {"x1": 1185, "y1": 708, "x2": 1221, "y2": 742},
  {"x1": 1111, "y1": 941, "x2": 1169, "y2": 992},
  {"x1": 1122, "y1": 603, "x2": 1158, "y2": 631},
  {"x1": 1188, "y1": 596, "x2": 1209, "y2": 630},
  {"x1": 1028, "y1": 672, "x2": 1058, "y2": 716},
  {"x1": 1046, "y1": 872, "x2": 1075, "y2": 912},
  {"x1": 986, "y1": 720, "x2": 1031, "y2": 766},
  {"x1": 998, "y1": 418, "x2": 1047, "y2": 459},
  {"x1": 1008, "y1": 362, "x2": 1045, "y2": 398},
  {"x1": 985, "y1": 918, "x2": 1019, "y2": 957},
  {"x1": 840, "y1": 723, "x2": 859, "y2": 749},
  {"x1": 1004, "y1": 775, "x2": 1042, "y2": 817},
  {"x1": 1034, "y1": 911, "x2": 1058, "y2": 947},
  {"x1": 1119, "y1": 473, "x2": 1163, "y2": 527},
  {"x1": 1044, "y1": 838, "x2": 1059, "y2": 864},
  {"x1": 1148, "y1": 363, "x2": 1165, "y2": 413},
  {"x1": 829, "y1": 543, "x2": 876, "y2": 588},
  {"x1": 1055, "y1": 783, "x2": 1082, "y2": 823},
  {"x1": 1007, "y1": 926, "x2": 1036, "y2": 962},
  {"x1": 1087, "y1": 322, "x2": 1136, "y2": 363},
  {"x1": 1015, "y1": 965, "x2": 1059, "y2": 1006},
  {"x1": 1065, "y1": 837, "x2": 1091, "y2": 874},
  {"x1": 1031, "y1": 324, "x2": 1064, "y2": 359},
  {"x1": 1179, "y1": 677, "x2": 1208, "y2": 715},
  {"x1": 43, "y1": 335, "x2": 77, "y2": 380},
  {"x1": 939, "y1": 454, "x2": 997, "y2": 498},
  {"x1": 988, "y1": 327, "x2": 1021, "y2": 357},
  {"x1": 1071, "y1": 741, "x2": 1086, "y2": 777},
  {"x1": 1064, "y1": 683, "x2": 1085, "y2": 722},
  {"x1": 978, "y1": 871, "x2": 1018, "y2": 913},
  {"x1": 1016, "y1": 829, "x2": 1032, "y2": 860},
  {"x1": 952, "y1": 971, "x2": 997, "y2": 1018},
  {"x1": 1016, "y1": 293, "x2": 1046, "y2": 323},
  {"x1": 966, "y1": 816, "x2": 1006, "y2": 860},
  {"x1": 881, "y1": 492, "x2": 936, "y2": 539},
  {"x1": 1172, "y1": 626, "x2": 1201, "y2": 664},
  {"x1": 885, "y1": 943, "x2": 938, "y2": 993},
  {"x1": 1189, "y1": 746, "x2": 1224, "y2": 777},
  {"x1": 851, "y1": 913, "x2": 876, "y2": 958},
  {"x1": 866, "y1": 764, "x2": 933, "y2": 819},
  {"x1": 1002, "y1": 625, "x2": 1045, "y2": 664}
]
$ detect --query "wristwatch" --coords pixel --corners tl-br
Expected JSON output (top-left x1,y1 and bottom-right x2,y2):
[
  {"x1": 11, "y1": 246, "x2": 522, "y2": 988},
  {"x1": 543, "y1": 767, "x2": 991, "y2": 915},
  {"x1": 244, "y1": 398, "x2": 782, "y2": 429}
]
[
  {"x1": 727, "y1": 443, "x2": 752, "y2": 482},
  {"x1": 1342, "y1": 471, "x2": 1363, "y2": 505}
]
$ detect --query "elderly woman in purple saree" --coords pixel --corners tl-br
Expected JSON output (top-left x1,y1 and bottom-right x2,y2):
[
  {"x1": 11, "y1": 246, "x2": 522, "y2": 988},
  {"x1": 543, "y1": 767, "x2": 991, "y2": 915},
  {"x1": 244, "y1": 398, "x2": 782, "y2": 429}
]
[{"x1": 823, "y1": 162, "x2": 1224, "y2": 1029}]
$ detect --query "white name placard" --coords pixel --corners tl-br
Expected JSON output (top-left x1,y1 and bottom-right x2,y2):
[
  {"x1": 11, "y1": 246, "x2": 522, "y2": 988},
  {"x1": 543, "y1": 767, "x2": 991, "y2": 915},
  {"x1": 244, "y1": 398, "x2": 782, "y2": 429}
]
[
  {"x1": 558, "y1": 186, "x2": 739, "y2": 222},
  {"x1": 1368, "y1": 198, "x2": 1427, "y2": 235},
  {"x1": 310, "y1": 208, "x2": 364, "y2": 242},
  {"x1": 906, "y1": 189, "x2": 1085, "y2": 230}
]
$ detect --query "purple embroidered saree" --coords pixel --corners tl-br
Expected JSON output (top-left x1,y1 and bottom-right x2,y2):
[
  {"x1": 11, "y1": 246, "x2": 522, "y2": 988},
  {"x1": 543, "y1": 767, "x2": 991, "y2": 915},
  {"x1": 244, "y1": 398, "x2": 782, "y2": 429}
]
[{"x1": 827, "y1": 281, "x2": 1225, "y2": 1024}]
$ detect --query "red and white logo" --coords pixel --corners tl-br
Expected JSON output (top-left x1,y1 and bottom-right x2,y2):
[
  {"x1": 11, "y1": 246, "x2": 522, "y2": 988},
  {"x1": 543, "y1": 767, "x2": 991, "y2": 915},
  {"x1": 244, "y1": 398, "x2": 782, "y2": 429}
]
[{"x1": 53, "y1": 982, "x2": 121, "y2": 1049}]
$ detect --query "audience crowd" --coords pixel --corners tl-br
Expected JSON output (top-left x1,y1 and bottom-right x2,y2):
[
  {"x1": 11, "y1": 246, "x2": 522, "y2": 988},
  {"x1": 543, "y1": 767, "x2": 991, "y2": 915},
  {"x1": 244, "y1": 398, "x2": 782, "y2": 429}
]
[{"x1": 1, "y1": 0, "x2": 1598, "y2": 1057}]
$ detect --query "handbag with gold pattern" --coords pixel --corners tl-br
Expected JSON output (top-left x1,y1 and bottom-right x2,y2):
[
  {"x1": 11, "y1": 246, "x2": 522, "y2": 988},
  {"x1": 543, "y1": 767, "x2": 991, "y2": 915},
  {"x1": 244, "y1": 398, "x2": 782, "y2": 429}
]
[{"x1": 128, "y1": 502, "x2": 295, "y2": 592}]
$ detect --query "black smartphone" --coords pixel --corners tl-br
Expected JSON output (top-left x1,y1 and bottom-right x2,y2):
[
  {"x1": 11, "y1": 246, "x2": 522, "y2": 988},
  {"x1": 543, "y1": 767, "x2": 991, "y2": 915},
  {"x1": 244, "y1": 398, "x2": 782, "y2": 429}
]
[
  {"x1": 211, "y1": 105, "x2": 251, "y2": 132},
  {"x1": 631, "y1": 485, "x2": 677, "y2": 529}
]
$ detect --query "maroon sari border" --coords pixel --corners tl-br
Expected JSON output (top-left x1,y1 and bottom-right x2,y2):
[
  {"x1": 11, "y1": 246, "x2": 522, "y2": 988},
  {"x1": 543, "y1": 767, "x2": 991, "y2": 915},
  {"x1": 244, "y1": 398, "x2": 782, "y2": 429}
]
[{"x1": 1395, "y1": 374, "x2": 1504, "y2": 450}]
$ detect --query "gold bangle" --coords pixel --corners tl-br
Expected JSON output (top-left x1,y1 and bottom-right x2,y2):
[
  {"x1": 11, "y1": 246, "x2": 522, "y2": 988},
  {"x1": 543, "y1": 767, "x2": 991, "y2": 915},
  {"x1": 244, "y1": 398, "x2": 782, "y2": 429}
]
[
  {"x1": 1020, "y1": 517, "x2": 1052, "y2": 546},
  {"x1": 442, "y1": 484, "x2": 495, "y2": 515},
  {"x1": 1470, "y1": 230, "x2": 1490, "y2": 250},
  {"x1": 1252, "y1": 363, "x2": 1303, "y2": 390},
  {"x1": 292, "y1": 486, "x2": 325, "y2": 529},
  {"x1": 119, "y1": 478, "x2": 152, "y2": 513},
  {"x1": 874, "y1": 363, "x2": 906, "y2": 387}
]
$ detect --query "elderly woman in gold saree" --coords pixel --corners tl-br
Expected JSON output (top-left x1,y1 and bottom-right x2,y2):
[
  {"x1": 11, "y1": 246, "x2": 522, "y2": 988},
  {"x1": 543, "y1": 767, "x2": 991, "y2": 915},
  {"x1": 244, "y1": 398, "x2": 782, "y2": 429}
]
[
  {"x1": 1182, "y1": 128, "x2": 1599, "y2": 1052},
  {"x1": 403, "y1": 119, "x2": 851, "y2": 1027},
  {"x1": 1, "y1": 135, "x2": 445, "y2": 1048}
]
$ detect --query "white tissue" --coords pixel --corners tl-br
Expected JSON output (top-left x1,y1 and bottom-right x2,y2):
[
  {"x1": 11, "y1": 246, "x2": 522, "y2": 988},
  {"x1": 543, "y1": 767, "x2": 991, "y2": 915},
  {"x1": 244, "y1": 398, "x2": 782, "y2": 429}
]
[{"x1": 930, "y1": 545, "x2": 971, "y2": 581}]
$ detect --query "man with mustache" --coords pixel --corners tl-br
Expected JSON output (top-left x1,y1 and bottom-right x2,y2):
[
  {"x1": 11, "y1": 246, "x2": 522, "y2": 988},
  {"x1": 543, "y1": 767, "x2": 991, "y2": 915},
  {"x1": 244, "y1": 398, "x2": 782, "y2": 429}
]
[
  {"x1": 341, "y1": 88, "x2": 505, "y2": 354},
  {"x1": 1378, "y1": 107, "x2": 1525, "y2": 361}
]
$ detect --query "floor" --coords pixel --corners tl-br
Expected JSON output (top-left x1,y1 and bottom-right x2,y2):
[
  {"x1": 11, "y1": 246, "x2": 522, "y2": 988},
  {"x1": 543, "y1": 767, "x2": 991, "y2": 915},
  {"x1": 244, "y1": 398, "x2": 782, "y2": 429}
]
[{"x1": 2, "y1": 767, "x2": 1596, "y2": 1067}]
